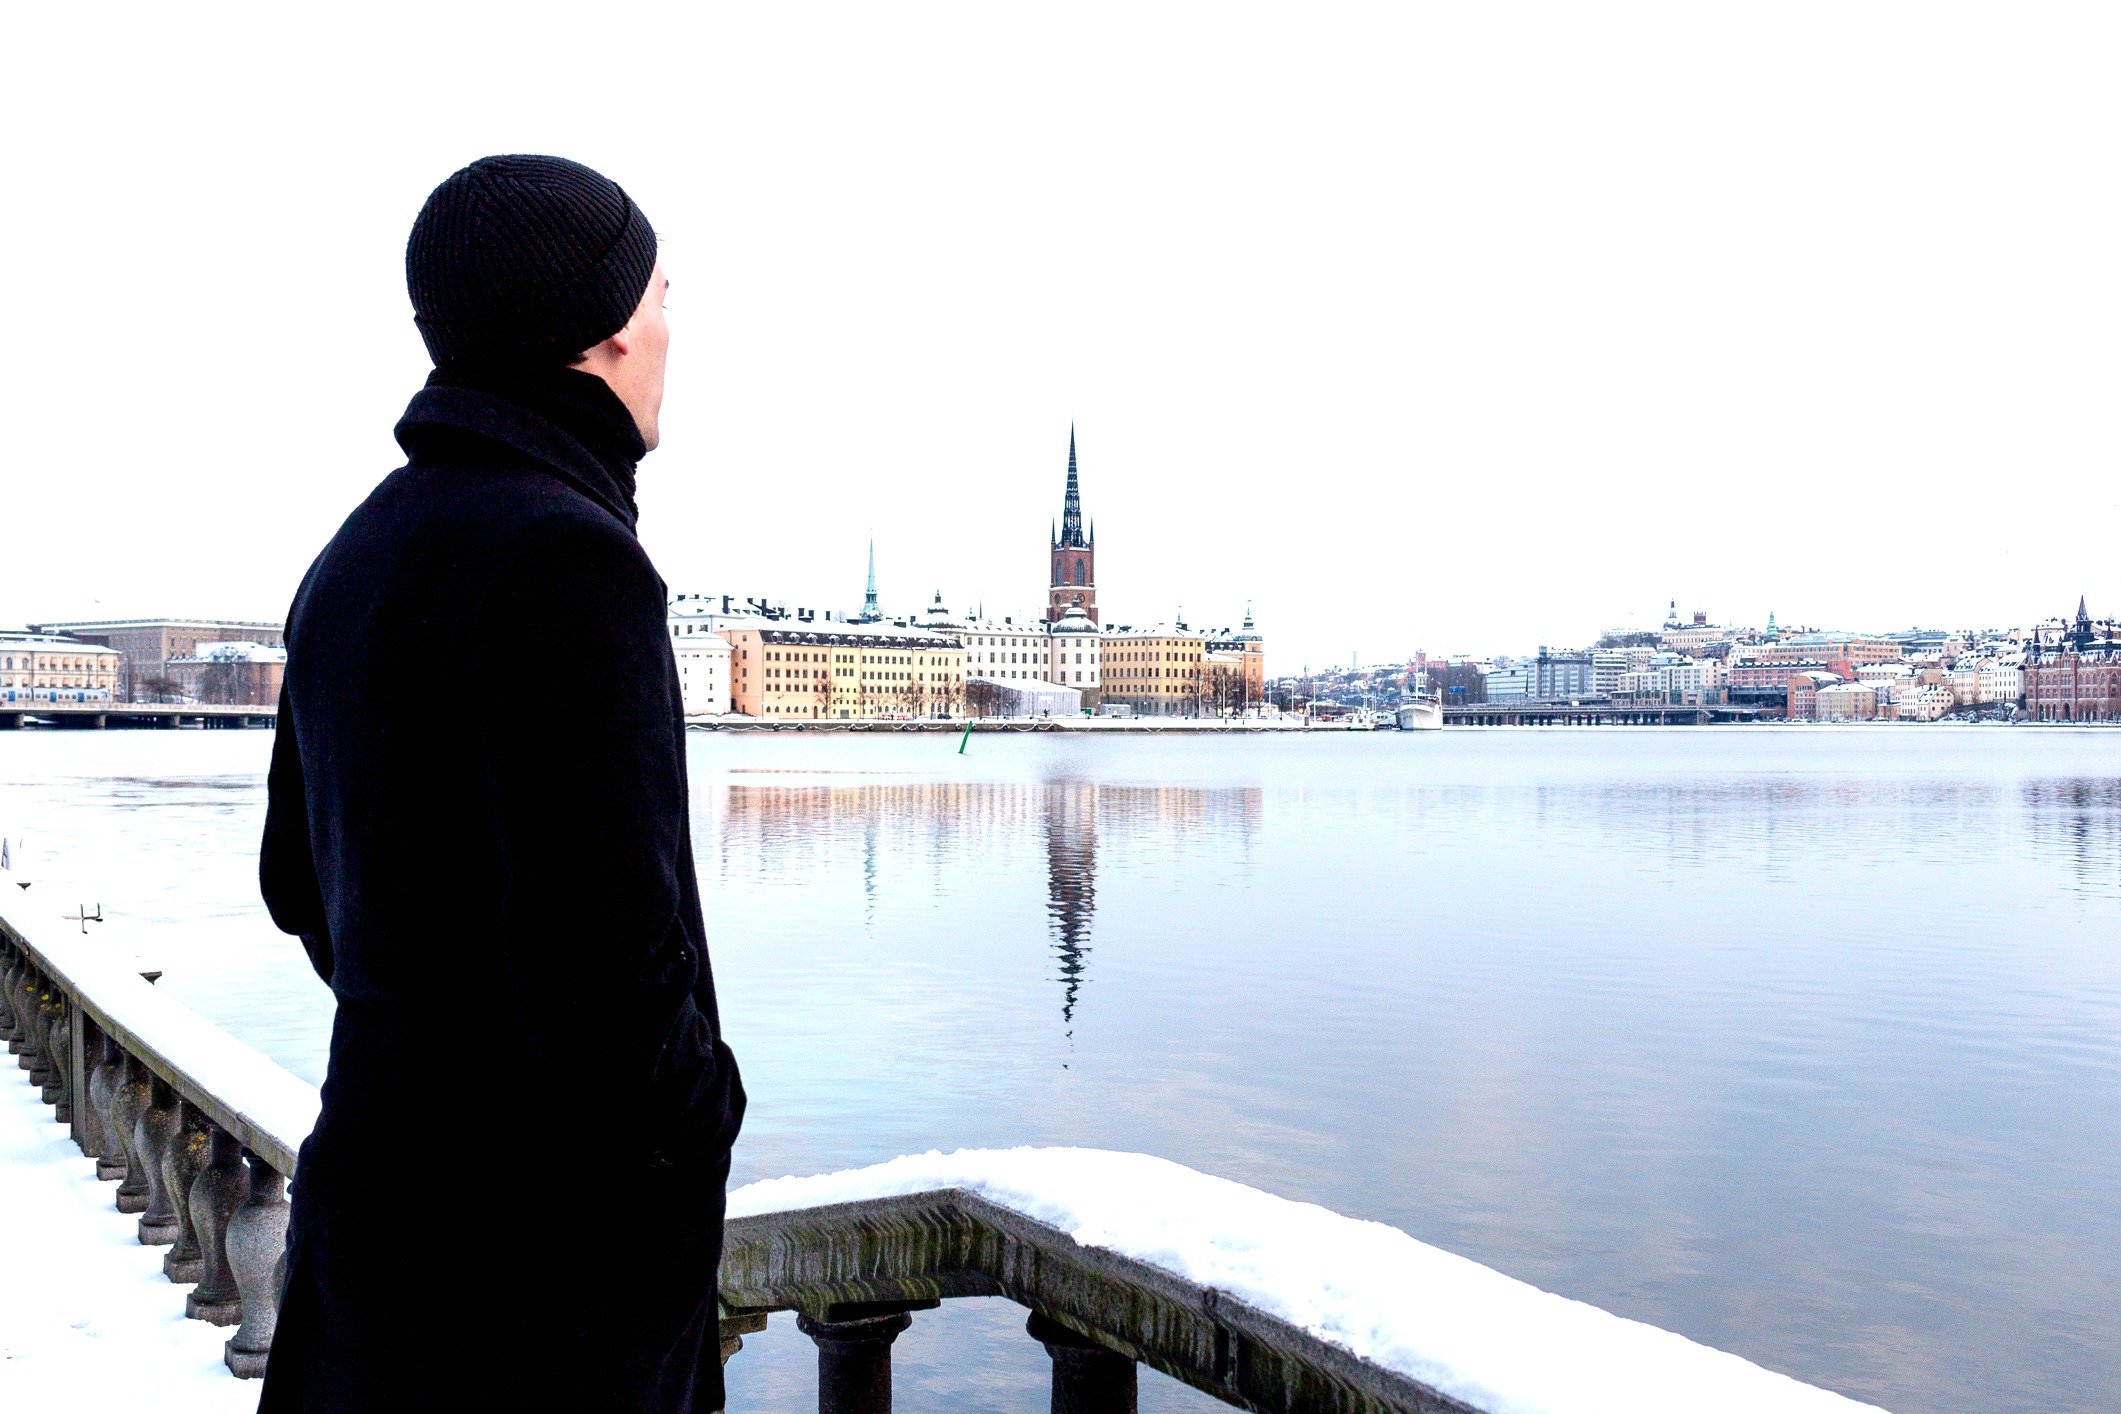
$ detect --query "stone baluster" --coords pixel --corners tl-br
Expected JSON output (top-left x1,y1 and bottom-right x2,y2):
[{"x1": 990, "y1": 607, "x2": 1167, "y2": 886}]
[
  {"x1": 134, "y1": 1075, "x2": 184, "y2": 1245},
  {"x1": 222, "y1": 1149, "x2": 291, "y2": 1377},
  {"x1": 44, "y1": 997, "x2": 71, "y2": 1117},
  {"x1": 0, "y1": 950, "x2": 16, "y2": 1041},
  {"x1": 797, "y1": 1306, "x2": 921, "y2": 1414},
  {"x1": 87, "y1": 1030, "x2": 128, "y2": 1181},
  {"x1": 162, "y1": 1104, "x2": 213, "y2": 1282},
  {"x1": 18, "y1": 966, "x2": 48, "y2": 1079},
  {"x1": 2, "y1": 952, "x2": 23, "y2": 1051},
  {"x1": 1028, "y1": 1312, "x2": 1138, "y2": 1414},
  {"x1": 185, "y1": 1124, "x2": 248, "y2": 1324},
  {"x1": 108, "y1": 1051, "x2": 154, "y2": 1213},
  {"x1": 720, "y1": 1307, "x2": 769, "y2": 1365}
]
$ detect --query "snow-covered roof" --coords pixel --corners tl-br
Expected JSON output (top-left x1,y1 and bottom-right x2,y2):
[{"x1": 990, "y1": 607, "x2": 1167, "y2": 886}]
[{"x1": 730, "y1": 1147, "x2": 1881, "y2": 1414}]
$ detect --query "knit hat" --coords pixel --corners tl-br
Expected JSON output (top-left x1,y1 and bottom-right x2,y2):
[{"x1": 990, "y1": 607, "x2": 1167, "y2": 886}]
[{"x1": 406, "y1": 155, "x2": 657, "y2": 367}]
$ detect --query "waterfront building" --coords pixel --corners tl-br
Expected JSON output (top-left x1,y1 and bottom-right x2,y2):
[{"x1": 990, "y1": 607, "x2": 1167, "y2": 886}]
[
  {"x1": 1618, "y1": 654, "x2": 1726, "y2": 706},
  {"x1": 1485, "y1": 663, "x2": 1531, "y2": 700},
  {"x1": 165, "y1": 641, "x2": 286, "y2": 707},
  {"x1": 1046, "y1": 604, "x2": 1102, "y2": 708},
  {"x1": 722, "y1": 621, "x2": 965, "y2": 721},
  {"x1": 0, "y1": 631, "x2": 124, "y2": 703},
  {"x1": 1892, "y1": 684, "x2": 1956, "y2": 722},
  {"x1": 1948, "y1": 658, "x2": 2022, "y2": 707},
  {"x1": 1815, "y1": 682, "x2": 1878, "y2": 721},
  {"x1": 1530, "y1": 647, "x2": 1594, "y2": 700},
  {"x1": 947, "y1": 615, "x2": 1055, "y2": 686},
  {"x1": 1100, "y1": 625, "x2": 1206, "y2": 717},
  {"x1": 673, "y1": 631, "x2": 733, "y2": 716},
  {"x1": 2023, "y1": 598, "x2": 2120, "y2": 722},
  {"x1": 1592, "y1": 650, "x2": 1631, "y2": 698},
  {"x1": 1787, "y1": 671, "x2": 1839, "y2": 721},
  {"x1": 28, "y1": 617, "x2": 282, "y2": 701},
  {"x1": 1047, "y1": 428, "x2": 1098, "y2": 626},
  {"x1": 1203, "y1": 608, "x2": 1267, "y2": 712}
]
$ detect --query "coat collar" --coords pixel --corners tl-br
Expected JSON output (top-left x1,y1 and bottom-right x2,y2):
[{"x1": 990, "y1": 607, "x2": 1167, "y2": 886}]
[{"x1": 394, "y1": 373, "x2": 643, "y2": 530}]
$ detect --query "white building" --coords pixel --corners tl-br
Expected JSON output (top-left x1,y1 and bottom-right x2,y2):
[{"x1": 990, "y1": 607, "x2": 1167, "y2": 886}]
[
  {"x1": 1619, "y1": 654, "x2": 1725, "y2": 704},
  {"x1": 1045, "y1": 604, "x2": 1101, "y2": 696},
  {"x1": 673, "y1": 632, "x2": 733, "y2": 717},
  {"x1": 944, "y1": 614, "x2": 1052, "y2": 686},
  {"x1": 1951, "y1": 658, "x2": 2023, "y2": 707}
]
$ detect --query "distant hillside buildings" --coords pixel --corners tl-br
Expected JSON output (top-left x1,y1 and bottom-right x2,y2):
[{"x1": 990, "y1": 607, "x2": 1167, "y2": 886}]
[{"x1": 1277, "y1": 598, "x2": 2118, "y2": 724}]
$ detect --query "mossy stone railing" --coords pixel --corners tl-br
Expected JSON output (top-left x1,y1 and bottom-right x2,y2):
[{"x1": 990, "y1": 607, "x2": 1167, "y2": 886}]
[{"x1": 721, "y1": 1187, "x2": 1479, "y2": 1414}]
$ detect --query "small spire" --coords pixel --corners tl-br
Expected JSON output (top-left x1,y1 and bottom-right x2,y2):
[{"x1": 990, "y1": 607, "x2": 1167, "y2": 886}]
[{"x1": 861, "y1": 538, "x2": 880, "y2": 622}]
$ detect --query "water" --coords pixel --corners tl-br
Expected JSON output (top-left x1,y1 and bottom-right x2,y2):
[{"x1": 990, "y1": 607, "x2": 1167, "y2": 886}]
[{"x1": 2, "y1": 726, "x2": 2117, "y2": 1413}]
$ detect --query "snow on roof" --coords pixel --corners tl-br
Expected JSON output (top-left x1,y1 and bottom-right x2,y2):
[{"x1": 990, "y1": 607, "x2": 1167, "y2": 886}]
[{"x1": 729, "y1": 1147, "x2": 1882, "y2": 1414}]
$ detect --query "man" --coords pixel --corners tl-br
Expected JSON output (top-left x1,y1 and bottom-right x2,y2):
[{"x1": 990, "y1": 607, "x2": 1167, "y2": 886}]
[{"x1": 258, "y1": 155, "x2": 745, "y2": 1411}]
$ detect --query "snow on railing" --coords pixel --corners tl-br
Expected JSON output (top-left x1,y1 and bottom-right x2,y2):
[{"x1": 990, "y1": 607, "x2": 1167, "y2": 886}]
[
  {"x1": 6, "y1": 907, "x2": 1887, "y2": 1411},
  {"x1": 724, "y1": 1150, "x2": 1887, "y2": 1414},
  {"x1": 1, "y1": 911, "x2": 319, "y2": 1377}
]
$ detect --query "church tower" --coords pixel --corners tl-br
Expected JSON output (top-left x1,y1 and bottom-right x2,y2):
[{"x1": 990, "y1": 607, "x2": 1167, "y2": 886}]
[{"x1": 1048, "y1": 426, "x2": 1097, "y2": 624}]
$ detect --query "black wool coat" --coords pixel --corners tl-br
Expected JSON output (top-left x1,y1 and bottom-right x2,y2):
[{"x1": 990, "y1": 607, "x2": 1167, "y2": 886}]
[{"x1": 257, "y1": 367, "x2": 745, "y2": 1413}]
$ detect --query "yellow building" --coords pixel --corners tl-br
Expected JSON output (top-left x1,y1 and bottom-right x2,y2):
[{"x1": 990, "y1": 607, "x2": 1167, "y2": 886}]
[
  {"x1": 721, "y1": 622, "x2": 966, "y2": 721},
  {"x1": 1099, "y1": 626, "x2": 1206, "y2": 717},
  {"x1": 0, "y1": 634, "x2": 124, "y2": 703}
]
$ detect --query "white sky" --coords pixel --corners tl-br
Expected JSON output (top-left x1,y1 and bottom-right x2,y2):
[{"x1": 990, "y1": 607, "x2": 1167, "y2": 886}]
[{"x1": 2, "y1": 5, "x2": 2115, "y2": 672}]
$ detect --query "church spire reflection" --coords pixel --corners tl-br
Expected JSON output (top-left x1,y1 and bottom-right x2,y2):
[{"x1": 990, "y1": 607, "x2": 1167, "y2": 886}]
[{"x1": 1041, "y1": 781, "x2": 1098, "y2": 1039}]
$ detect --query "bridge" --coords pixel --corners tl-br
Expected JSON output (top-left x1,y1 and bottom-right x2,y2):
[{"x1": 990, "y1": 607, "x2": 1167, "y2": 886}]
[
  {"x1": 2, "y1": 909, "x2": 1877, "y2": 1413},
  {"x1": 1444, "y1": 701, "x2": 1765, "y2": 727},
  {"x1": 1, "y1": 702, "x2": 275, "y2": 731}
]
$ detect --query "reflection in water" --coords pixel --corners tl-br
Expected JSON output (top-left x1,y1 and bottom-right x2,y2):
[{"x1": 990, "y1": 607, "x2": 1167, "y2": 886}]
[
  {"x1": 1041, "y1": 784, "x2": 1096, "y2": 1038},
  {"x1": 717, "y1": 779, "x2": 1262, "y2": 1033}
]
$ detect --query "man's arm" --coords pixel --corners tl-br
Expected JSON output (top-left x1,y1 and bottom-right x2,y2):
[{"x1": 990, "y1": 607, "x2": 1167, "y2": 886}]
[{"x1": 260, "y1": 683, "x2": 335, "y2": 985}]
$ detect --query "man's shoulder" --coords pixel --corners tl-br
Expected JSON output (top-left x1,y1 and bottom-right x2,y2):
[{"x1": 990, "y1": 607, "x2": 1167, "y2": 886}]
[{"x1": 293, "y1": 462, "x2": 656, "y2": 632}]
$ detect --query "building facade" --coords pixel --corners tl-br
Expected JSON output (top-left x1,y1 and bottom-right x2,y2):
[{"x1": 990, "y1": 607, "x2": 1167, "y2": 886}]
[
  {"x1": 673, "y1": 632, "x2": 733, "y2": 717},
  {"x1": 1100, "y1": 626, "x2": 1206, "y2": 717},
  {"x1": 166, "y1": 641, "x2": 286, "y2": 707},
  {"x1": 0, "y1": 633, "x2": 124, "y2": 703},
  {"x1": 31, "y1": 618, "x2": 283, "y2": 701},
  {"x1": 2023, "y1": 600, "x2": 2120, "y2": 722},
  {"x1": 722, "y1": 622, "x2": 965, "y2": 721}
]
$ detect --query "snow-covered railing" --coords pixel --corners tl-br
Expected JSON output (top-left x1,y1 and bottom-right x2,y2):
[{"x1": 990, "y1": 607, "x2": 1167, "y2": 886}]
[
  {"x1": 724, "y1": 1150, "x2": 1888, "y2": 1414},
  {"x1": 1, "y1": 911, "x2": 320, "y2": 1377}
]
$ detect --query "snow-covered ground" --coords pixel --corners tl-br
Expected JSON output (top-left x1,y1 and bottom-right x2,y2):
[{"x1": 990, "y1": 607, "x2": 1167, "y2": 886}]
[
  {"x1": 733, "y1": 1148, "x2": 1890, "y2": 1414},
  {"x1": 0, "y1": 1069, "x2": 253, "y2": 1411}
]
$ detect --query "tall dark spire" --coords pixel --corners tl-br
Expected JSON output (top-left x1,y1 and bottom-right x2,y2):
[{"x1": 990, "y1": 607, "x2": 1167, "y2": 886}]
[
  {"x1": 860, "y1": 539, "x2": 880, "y2": 622},
  {"x1": 1058, "y1": 425, "x2": 1086, "y2": 548}
]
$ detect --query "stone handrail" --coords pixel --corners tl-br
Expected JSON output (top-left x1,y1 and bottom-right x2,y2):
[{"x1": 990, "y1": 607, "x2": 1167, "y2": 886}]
[
  {"x1": 721, "y1": 1186, "x2": 1478, "y2": 1414},
  {"x1": 2, "y1": 910, "x2": 319, "y2": 1376}
]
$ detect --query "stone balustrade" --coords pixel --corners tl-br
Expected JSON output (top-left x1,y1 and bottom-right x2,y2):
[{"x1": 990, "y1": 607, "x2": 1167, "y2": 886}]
[
  {"x1": 2, "y1": 913, "x2": 314, "y2": 1379},
  {"x1": 719, "y1": 1186, "x2": 1476, "y2": 1414}
]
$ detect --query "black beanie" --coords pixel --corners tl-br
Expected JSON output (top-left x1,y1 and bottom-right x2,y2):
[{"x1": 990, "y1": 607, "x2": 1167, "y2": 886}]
[{"x1": 406, "y1": 155, "x2": 657, "y2": 367}]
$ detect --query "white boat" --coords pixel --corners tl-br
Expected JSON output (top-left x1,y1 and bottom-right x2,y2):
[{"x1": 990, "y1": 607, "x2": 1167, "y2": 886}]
[{"x1": 1396, "y1": 697, "x2": 1443, "y2": 732}]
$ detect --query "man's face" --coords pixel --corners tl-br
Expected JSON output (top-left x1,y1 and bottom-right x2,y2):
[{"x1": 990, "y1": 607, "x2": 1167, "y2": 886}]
[{"x1": 620, "y1": 264, "x2": 671, "y2": 450}]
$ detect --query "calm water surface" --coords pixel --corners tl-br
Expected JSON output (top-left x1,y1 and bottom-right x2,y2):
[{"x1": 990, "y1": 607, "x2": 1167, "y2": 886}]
[{"x1": 2, "y1": 726, "x2": 2117, "y2": 1413}]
